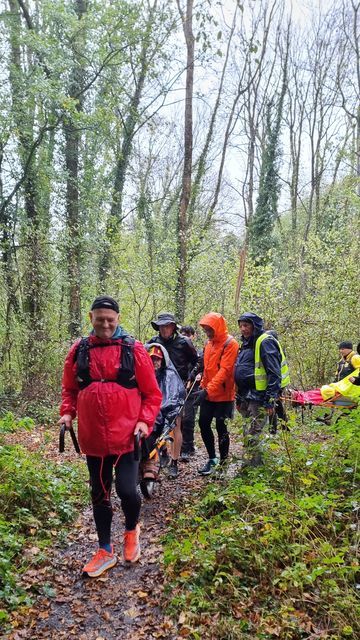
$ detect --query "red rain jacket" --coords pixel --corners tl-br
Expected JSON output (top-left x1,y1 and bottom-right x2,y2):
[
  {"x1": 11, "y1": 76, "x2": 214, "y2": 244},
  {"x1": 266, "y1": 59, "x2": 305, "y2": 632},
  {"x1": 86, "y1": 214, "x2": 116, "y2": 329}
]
[
  {"x1": 60, "y1": 335, "x2": 162, "y2": 457},
  {"x1": 199, "y1": 313, "x2": 239, "y2": 402}
]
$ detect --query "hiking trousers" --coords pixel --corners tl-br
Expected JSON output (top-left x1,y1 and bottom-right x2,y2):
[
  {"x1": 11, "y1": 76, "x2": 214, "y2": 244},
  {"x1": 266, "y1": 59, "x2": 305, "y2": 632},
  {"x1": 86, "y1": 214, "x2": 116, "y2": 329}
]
[
  {"x1": 199, "y1": 399, "x2": 232, "y2": 461},
  {"x1": 86, "y1": 453, "x2": 140, "y2": 547},
  {"x1": 238, "y1": 400, "x2": 268, "y2": 465},
  {"x1": 181, "y1": 389, "x2": 197, "y2": 454}
]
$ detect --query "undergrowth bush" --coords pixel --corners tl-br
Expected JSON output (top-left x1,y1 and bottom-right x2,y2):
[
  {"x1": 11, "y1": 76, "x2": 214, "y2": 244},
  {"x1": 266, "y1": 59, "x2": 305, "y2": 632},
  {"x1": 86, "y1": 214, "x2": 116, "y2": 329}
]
[
  {"x1": 0, "y1": 412, "x2": 34, "y2": 434},
  {"x1": 0, "y1": 443, "x2": 87, "y2": 616},
  {"x1": 164, "y1": 409, "x2": 360, "y2": 639}
]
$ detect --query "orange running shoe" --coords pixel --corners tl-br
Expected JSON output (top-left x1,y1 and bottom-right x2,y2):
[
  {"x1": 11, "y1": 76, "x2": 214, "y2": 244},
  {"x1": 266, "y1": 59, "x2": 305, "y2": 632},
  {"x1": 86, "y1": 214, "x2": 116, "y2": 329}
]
[
  {"x1": 82, "y1": 546, "x2": 117, "y2": 577},
  {"x1": 123, "y1": 524, "x2": 141, "y2": 563}
]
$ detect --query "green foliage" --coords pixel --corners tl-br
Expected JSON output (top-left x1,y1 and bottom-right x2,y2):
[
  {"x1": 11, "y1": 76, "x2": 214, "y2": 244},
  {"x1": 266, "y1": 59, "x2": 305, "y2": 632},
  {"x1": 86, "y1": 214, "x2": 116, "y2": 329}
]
[
  {"x1": 19, "y1": 402, "x2": 60, "y2": 426},
  {"x1": 163, "y1": 410, "x2": 360, "y2": 639},
  {"x1": 249, "y1": 99, "x2": 283, "y2": 264},
  {"x1": 0, "y1": 412, "x2": 34, "y2": 434},
  {"x1": 0, "y1": 444, "x2": 87, "y2": 610}
]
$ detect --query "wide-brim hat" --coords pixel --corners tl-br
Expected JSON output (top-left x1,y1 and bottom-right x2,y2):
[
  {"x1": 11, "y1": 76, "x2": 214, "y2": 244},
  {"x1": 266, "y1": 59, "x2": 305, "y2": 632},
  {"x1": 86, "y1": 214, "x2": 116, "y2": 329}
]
[{"x1": 151, "y1": 312, "x2": 180, "y2": 331}]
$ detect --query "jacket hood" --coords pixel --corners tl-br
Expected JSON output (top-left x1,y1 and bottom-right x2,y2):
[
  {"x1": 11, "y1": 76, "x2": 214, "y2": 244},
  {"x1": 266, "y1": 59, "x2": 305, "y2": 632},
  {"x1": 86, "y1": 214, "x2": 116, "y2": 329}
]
[
  {"x1": 238, "y1": 312, "x2": 264, "y2": 337},
  {"x1": 145, "y1": 342, "x2": 171, "y2": 367},
  {"x1": 199, "y1": 312, "x2": 228, "y2": 342}
]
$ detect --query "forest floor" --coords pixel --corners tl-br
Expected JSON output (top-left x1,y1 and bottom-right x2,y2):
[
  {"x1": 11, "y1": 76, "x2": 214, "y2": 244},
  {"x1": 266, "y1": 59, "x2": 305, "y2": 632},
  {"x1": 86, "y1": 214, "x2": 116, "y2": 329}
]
[
  {"x1": 3, "y1": 424, "x2": 240, "y2": 640},
  {"x1": 4, "y1": 410, "x2": 357, "y2": 640}
]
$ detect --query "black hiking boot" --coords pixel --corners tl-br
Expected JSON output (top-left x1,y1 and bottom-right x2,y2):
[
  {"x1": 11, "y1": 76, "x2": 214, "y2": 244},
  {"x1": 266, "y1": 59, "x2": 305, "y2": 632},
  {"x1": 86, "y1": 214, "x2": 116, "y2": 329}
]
[
  {"x1": 167, "y1": 459, "x2": 178, "y2": 479},
  {"x1": 180, "y1": 449, "x2": 196, "y2": 461}
]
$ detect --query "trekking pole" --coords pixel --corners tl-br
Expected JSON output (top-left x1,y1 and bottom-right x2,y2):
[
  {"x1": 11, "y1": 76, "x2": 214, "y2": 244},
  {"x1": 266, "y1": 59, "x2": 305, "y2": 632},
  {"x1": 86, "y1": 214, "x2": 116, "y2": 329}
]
[
  {"x1": 59, "y1": 423, "x2": 81, "y2": 454},
  {"x1": 179, "y1": 378, "x2": 198, "y2": 417},
  {"x1": 133, "y1": 431, "x2": 142, "y2": 461}
]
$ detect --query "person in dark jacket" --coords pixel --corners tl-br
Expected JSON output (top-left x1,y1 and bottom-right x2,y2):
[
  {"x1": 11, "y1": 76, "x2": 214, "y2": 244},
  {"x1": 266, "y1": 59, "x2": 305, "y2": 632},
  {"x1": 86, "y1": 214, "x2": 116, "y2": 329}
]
[
  {"x1": 147, "y1": 313, "x2": 198, "y2": 478},
  {"x1": 265, "y1": 329, "x2": 289, "y2": 433},
  {"x1": 335, "y1": 341, "x2": 360, "y2": 381},
  {"x1": 235, "y1": 312, "x2": 287, "y2": 467},
  {"x1": 348, "y1": 342, "x2": 360, "y2": 386},
  {"x1": 179, "y1": 325, "x2": 202, "y2": 461}
]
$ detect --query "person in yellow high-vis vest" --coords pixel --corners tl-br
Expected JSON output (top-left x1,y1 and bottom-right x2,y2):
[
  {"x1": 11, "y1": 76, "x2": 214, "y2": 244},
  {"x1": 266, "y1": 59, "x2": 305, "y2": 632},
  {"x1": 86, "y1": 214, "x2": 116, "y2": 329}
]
[{"x1": 234, "y1": 312, "x2": 290, "y2": 467}]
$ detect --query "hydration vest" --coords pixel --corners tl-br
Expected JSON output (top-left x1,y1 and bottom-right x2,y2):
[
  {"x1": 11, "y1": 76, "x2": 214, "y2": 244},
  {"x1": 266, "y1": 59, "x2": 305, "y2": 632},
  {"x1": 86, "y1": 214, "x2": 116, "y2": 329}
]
[
  {"x1": 254, "y1": 333, "x2": 290, "y2": 390},
  {"x1": 74, "y1": 336, "x2": 137, "y2": 389}
]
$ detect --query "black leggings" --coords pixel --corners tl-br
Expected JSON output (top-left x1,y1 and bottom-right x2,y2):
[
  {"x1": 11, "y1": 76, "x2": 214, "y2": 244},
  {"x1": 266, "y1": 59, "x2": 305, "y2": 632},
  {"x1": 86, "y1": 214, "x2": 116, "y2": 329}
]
[
  {"x1": 86, "y1": 453, "x2": 140, "y2": 547},
  {"x1": 199, "y1": 400, "x2": 230, "y2": 461}
]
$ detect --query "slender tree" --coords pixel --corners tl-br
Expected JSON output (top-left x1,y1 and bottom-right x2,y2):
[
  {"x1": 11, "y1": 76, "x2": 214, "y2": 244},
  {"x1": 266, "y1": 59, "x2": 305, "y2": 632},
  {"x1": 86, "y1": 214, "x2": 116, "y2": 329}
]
[
  {"x1": 7, "y1": 0, "x2": 52, "y2": 397},
  {"x1": 63, "y1": 0, "x2": 87, "y2": 339},
  {"x1": 175, "y1": 0, "x2": 194, "y2": 321}
]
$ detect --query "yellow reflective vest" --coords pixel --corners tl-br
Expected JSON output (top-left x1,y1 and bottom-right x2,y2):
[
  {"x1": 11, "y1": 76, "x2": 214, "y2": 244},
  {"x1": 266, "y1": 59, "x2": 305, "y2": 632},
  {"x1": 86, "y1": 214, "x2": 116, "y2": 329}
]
[
  {"x1": 254, "y1": 333, "x2": 290, "y2": 391},
  {"x1": 321, "y1": 368, "x2": 360, "y2": 402}
]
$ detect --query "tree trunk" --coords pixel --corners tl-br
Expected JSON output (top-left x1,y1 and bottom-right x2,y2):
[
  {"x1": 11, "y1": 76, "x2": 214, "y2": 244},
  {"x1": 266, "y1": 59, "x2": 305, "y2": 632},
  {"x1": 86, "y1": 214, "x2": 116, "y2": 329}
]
[
  {"x1": 64, "y1": 0, "x2": 87, "y2": 339},
  {"x1": 175, "y1": 0, "x2": 194, "y2": 321},
  {"x1": 8, "y1": 0, "x2": 50, "y2": 398}
]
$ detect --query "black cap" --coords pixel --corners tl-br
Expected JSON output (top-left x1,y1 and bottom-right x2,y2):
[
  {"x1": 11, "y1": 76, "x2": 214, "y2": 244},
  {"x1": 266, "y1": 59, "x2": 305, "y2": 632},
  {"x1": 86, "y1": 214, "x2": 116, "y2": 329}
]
[
  {"x1": 91, "y1": 295, "x2": 119, "y2": 313},
  {"x1": 338, "y1": 341, "x2": 352, "y2": 350},
  {"x1": 151, "y1": 312, "x2": 179, "y2": 331}
]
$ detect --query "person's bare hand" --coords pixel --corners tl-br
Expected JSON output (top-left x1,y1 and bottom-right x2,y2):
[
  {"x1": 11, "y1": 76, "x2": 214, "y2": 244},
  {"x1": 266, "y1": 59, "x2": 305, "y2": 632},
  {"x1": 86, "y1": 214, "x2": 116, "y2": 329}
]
[
  {"x1": 58, "y1": 414, "x2": 72, "y2": 429},
  {"x1": 134, "y1": 421, "x2": 148, "y2": 437}
]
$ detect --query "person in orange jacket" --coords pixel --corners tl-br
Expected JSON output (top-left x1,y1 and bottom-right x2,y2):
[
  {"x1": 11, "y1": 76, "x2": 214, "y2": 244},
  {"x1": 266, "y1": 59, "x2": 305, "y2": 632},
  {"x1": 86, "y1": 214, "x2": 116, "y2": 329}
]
[{"x1": 194, "y1": 312, "x2": 239, "y2": 475}]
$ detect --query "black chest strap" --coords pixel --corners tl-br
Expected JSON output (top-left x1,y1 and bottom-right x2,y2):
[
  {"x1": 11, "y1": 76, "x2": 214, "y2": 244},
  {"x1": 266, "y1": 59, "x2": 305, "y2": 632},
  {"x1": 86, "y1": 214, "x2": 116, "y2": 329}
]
[{"x1": 74, "y1": 336, "x2": 137, "y2": 389}]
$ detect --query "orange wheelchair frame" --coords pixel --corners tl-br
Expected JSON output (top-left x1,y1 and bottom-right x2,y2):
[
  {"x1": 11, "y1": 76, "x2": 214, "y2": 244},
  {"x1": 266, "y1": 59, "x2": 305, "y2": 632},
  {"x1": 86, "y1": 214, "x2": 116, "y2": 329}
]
[{"x1": 134, "y1": 419, "x2": 175, "y2": 498}]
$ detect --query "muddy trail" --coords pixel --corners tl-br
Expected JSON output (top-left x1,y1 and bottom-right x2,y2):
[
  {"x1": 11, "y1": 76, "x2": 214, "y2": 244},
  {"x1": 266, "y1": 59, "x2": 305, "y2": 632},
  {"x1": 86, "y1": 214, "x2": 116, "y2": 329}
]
[{"x1": 4, "y1": 425, "x2": 242, "y2": 640}]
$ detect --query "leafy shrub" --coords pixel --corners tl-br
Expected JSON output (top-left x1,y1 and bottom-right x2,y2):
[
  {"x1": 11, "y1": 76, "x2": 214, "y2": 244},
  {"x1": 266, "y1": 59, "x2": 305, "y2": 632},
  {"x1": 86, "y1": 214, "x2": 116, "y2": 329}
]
[
  {"x1": 0, "y1": 444, "x2": 87, "y2": 610},
  {"x1": 0, "y1": 412, "x2": 34, "y2": 434},
  {"x1": 19, "y1": 401, "x2": 60, "y2": 426},
  {"x1": 164, "y1": 410, "x2": 360, "y2": 639}
]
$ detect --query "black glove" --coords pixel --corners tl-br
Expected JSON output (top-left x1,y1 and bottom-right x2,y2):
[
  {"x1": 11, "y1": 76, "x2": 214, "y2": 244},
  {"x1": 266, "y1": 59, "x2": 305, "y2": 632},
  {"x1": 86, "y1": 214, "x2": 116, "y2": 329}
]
[{"x1": 193, "y1": 389, "x2": 208, "y2": 407}]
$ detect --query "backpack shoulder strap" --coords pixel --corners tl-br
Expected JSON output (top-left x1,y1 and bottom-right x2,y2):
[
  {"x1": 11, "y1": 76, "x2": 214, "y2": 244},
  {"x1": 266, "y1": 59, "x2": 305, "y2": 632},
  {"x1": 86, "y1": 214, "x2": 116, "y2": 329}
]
[
  {"x1": 73, "y1": 336, "x2": 88, "y2": 360},
  {"x1": 120, "y1": 335, "x2": 135, "y2": 346},
  {"x1": 74, "y1": 337, "x2": 91, "y2": 388},
  {"x1": 218, "y1": 335, "x2": 234, "y2": 368},
  {"x1": 117, "y1": 335, "x2": 137, "y2": 388}
]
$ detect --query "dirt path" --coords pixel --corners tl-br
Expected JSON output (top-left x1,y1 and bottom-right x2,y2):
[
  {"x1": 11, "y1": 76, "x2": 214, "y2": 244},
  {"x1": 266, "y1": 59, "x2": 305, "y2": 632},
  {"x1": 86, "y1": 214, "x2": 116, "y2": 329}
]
[{"x1": 4, "y1": 424, "x2": 231, "y2": 640}]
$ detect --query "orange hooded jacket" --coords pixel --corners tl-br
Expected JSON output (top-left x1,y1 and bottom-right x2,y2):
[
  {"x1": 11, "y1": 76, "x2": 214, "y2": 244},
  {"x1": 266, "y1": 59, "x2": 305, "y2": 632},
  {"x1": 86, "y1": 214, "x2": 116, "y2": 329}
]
[{"x1": 199, "y1": 313, "x2": 239, "y2": 402}]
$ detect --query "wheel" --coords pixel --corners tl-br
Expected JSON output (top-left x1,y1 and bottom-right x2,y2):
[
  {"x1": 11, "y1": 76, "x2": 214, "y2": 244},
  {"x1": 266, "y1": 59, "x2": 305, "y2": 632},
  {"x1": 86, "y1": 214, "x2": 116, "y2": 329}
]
[{"x1": 140, "y1": 478, "x2": 155, "y2": 499}]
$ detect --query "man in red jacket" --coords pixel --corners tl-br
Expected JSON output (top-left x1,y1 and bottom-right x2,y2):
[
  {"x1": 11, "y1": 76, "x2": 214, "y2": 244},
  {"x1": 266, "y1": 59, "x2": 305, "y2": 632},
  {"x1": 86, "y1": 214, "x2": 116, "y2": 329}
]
[{"x1": 59, "y1": 295, "x2": 162, "y2": 577}]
